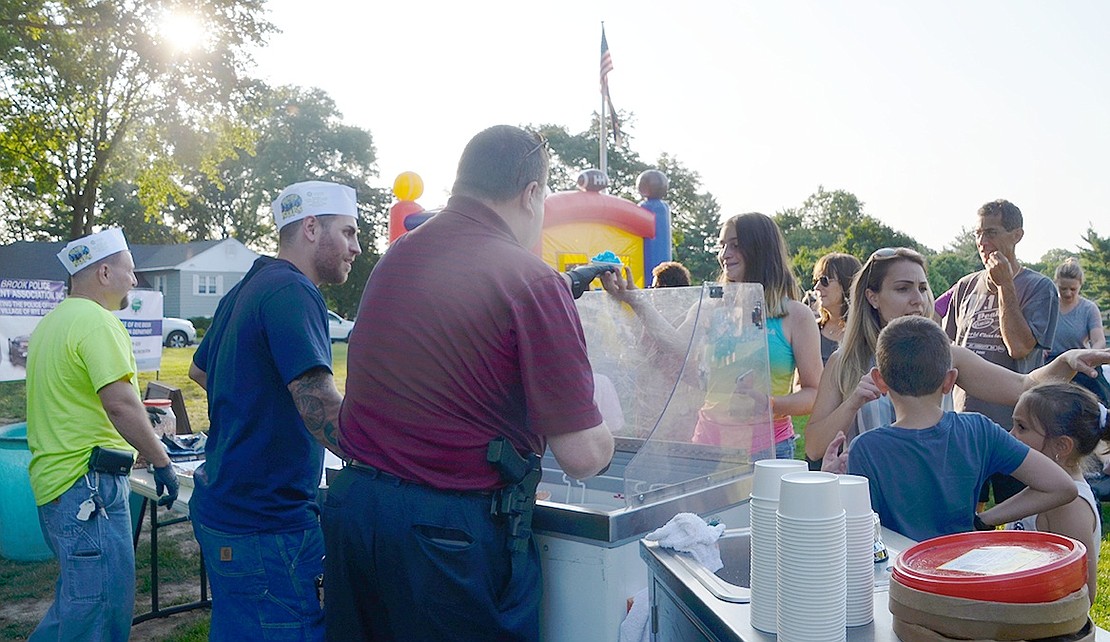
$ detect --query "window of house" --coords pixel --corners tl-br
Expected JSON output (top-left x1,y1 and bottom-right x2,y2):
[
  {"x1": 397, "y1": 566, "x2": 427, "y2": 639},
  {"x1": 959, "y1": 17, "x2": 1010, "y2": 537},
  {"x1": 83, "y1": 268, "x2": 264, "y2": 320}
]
[{"x1": 193, "y1": 274, "x2": 223, "y2": 296}]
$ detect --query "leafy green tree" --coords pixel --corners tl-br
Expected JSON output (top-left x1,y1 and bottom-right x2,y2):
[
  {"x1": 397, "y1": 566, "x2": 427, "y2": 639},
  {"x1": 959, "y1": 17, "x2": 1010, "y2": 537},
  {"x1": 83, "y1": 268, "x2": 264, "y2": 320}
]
[
  {"x1": 0, "y1": 0, "x2": 273, "y2": 240},
  {"x1": 673, "y1": 192, "x2": 724, "y2": 283},
  {"x1": 1035, "y1": 248, "x2": 1078, "y2": 279},
  {"x1": 1079, "y1": 227, "x2": 1110, "y2": 315},
  {"x1": 775, "y1": 186, "x2": 926, "y2": 286}
]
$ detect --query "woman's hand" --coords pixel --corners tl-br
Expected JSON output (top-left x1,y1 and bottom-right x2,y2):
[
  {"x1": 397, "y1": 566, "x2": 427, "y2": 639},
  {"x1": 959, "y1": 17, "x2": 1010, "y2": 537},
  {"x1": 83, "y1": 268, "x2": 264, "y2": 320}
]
[
  {"x1": 1061, "y1": 348, "x2": 1110, "y2": 378},
  {"x1": 849, "y1": 370, "x2": 884, "y2": 408},
  {"x1": 821, "y1": 431, "x2": 849, "y2": 474},
  {"x1": 600, "y1": 265, "x2": 638, "y2": 304}
]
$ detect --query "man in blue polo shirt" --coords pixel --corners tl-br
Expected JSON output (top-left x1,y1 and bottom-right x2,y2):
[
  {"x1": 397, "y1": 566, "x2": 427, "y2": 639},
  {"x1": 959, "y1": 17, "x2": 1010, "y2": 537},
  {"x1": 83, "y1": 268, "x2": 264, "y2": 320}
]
[{"x1": 188, "y1": 181, "x2": 361, "y2": 641}]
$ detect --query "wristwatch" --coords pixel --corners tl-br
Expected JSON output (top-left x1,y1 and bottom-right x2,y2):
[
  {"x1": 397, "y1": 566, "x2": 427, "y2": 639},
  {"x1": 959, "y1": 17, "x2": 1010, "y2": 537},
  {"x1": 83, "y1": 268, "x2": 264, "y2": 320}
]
[{"x1": 973, "y1": 513, "x2": 994, "y2": 531}]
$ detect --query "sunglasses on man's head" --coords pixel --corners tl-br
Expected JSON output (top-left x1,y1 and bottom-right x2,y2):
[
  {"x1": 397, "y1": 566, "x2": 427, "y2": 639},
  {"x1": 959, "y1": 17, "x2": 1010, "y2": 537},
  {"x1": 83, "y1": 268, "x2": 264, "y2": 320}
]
[{"x1": 514, "y1": 132, "x2": 549, "y2": 188}]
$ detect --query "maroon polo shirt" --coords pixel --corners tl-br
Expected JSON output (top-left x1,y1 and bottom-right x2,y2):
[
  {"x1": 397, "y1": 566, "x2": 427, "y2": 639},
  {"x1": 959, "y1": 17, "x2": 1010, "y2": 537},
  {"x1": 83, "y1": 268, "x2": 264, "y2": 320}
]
[{"x1": 340, "y1": 195, "x2": 602, "y2": 491}]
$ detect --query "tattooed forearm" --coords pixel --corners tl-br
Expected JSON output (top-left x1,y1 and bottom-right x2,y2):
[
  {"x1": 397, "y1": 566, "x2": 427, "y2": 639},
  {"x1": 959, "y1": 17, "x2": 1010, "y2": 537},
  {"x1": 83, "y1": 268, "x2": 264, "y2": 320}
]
[{"x1": 288, "y1": 367, "x2": 346, "y2": 458}]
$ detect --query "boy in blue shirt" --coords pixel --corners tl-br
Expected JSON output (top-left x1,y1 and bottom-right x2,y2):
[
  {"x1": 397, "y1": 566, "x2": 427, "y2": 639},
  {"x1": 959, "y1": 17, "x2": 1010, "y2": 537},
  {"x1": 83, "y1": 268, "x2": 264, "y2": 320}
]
[{"x1": 847, "y1": 316, "x2": 1075, "y2": 541}]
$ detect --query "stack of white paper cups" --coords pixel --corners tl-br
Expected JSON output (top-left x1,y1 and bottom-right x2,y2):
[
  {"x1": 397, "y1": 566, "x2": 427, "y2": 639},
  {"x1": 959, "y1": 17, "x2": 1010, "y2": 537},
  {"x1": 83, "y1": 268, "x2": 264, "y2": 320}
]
[
  {"x1": 748, "y1": 459, "x2": 807, "y2": 633},
  {"x1": 839, "y1": 474, "x2": 875, "y2": 627},
  {"x1": 776, "y1": 471, "x2": 847, "y2": 642}
]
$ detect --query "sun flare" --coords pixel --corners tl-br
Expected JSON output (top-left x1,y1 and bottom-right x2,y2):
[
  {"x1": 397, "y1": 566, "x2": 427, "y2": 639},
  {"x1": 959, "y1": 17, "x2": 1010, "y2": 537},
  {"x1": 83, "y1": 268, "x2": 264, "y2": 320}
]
[{"x1": 158, "y1": 10, "x2": 205, "y2": 52}]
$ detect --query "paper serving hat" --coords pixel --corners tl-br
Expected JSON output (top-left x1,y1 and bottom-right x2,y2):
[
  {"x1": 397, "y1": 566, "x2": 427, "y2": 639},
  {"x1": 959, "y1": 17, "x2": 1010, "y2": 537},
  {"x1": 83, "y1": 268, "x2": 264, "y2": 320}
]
[
  {"x1": 56, "y1": 228, "x2": 129, "y2": 275},
  {"x1": 272, "y1": 181, "x2": 358, "y2": 230}
]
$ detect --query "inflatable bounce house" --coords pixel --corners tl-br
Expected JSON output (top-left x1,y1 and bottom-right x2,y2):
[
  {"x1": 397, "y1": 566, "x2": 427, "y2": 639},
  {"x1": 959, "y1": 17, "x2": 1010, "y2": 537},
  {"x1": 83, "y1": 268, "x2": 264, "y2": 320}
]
[
  {"x1": 385, "y1": 168, "x2": 673, "y2": 289},
  {"x1": 387, "y1": 171, "x2": 431, "y2": 243},
  {"x1": 542, "y1": 169, "x2": 672, "y2": 288}
]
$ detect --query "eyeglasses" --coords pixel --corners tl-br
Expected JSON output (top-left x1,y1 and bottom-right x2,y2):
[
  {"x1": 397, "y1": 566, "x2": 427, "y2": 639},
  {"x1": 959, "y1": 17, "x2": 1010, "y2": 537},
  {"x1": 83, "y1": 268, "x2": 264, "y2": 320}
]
[
  {"x1": 514, "y1": 132, "x2": 549, "y2": 188},
  {"x1": 813, "y1": 275, "x2": 830, "y2": 288}
]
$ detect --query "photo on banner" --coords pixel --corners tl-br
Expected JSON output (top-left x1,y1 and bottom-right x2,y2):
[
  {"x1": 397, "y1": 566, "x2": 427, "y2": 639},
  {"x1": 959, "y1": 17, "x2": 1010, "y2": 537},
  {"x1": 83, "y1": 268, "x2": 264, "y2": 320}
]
[{"x1": 0, "y1": 279, "x2": 66, "y2": 382}]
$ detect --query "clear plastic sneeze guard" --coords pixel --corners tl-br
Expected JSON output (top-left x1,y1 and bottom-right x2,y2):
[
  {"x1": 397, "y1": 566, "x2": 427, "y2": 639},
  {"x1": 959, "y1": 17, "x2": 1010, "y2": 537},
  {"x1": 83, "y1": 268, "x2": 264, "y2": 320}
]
[{"x1": 533, "y1": 282, "x2": 772, "y2": 545}]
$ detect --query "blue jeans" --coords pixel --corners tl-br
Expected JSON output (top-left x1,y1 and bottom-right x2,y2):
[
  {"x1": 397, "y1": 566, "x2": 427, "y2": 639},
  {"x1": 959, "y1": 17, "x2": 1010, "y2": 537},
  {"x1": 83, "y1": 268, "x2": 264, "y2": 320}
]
[
  {"x1": 30, "y1": 473, "x2": 134, "y2": 642},
  {"x1": 192, "y1": 520, "x2": 324, "y2": 642},
  {"x1": 752, "y1": 434, "x2": 798, "y2": 463}
]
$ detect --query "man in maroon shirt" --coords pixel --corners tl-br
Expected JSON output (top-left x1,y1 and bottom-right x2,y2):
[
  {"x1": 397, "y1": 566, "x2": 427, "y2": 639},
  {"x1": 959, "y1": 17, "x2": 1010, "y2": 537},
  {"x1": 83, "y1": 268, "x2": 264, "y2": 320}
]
[{"x1": 323, "y1": 125, "x2": 614, "y2": 641}]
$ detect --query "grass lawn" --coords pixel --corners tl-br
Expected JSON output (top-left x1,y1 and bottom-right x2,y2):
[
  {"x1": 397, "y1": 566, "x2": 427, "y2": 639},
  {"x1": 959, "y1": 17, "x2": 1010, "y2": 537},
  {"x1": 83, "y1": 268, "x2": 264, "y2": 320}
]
[{"x1": 3, "y1": 347, "x2": 1110, "y2": 637}]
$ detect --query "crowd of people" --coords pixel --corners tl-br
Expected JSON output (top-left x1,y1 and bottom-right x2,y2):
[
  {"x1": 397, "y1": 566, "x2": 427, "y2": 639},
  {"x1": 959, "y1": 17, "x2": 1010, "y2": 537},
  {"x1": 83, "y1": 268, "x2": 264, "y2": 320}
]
[{"x1": 20, "y1": 122, "x2": 1110, "y2": 641}]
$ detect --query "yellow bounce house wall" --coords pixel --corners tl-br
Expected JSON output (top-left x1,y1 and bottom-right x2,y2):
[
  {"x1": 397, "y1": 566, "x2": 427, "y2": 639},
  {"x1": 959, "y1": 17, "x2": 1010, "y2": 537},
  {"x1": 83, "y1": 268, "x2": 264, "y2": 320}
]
[{"x1": 542, "y1": 223, "x2": 646, "y2": 289}]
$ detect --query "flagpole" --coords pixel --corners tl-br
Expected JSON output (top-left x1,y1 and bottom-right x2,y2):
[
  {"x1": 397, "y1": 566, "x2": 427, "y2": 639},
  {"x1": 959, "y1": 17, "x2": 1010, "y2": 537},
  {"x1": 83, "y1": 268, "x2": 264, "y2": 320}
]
[{"x1": 599, "y1": 22, "x2": 608, "y2": 177}]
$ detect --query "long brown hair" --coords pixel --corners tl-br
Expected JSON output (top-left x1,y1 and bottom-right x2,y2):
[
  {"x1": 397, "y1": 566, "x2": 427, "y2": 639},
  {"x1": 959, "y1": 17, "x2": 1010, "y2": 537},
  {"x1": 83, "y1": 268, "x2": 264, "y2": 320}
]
[
  {"x1": 718, "y1": 213, "x2": 800, "y2": 318},
  {"x1": 834, "y1": 248, "x2": 933, "y2": 399},
  {"x1": 812, "y1": 252, "x2": 862, "y2": 328}
]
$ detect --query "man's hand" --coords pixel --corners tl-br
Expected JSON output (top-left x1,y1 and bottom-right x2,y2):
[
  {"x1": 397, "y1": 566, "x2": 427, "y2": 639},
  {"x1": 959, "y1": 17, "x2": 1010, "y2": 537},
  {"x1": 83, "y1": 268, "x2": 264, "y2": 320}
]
[
  {"x1": 985, "y1": 251, "x2": 1015, "y2": 289},
  {"x1": 152, "y1": 464, "x2": 179, "y2": 510},
  {"x1": 566, "y1": 264, "x2": 618, "y2": 299}
]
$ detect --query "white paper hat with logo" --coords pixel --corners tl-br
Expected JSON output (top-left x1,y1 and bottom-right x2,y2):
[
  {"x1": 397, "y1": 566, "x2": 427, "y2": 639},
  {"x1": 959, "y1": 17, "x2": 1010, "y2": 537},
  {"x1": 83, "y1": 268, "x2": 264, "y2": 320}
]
[
  {"x1": 272, "y1": 181, "x2": 358, "y2": 230},
  {"x1": 56, "y1": 228, "x2": 130, "y2": 275}
]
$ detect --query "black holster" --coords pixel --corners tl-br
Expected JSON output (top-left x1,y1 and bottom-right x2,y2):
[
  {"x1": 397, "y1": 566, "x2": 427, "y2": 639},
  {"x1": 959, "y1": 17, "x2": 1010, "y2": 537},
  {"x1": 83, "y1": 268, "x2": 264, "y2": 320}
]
[{"x1": 487, "y1": 438, "x2": 542, "y2": 554}]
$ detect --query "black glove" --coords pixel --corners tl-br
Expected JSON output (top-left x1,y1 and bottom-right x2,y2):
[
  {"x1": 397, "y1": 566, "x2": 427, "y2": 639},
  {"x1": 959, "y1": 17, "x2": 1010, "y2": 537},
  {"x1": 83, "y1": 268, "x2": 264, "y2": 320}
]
[
  {"x1": 152, "y1": 464, "x2": 179, "y2": 510},
  {"x1": 566, "y1": 264, "x2": 617, "y2": 299},
  {"x1": 973, "y1": 513, "x2": 994, "y2": 531},
  {"x1": 146, "y1": 405, "x2": 166, "y2": 426}
]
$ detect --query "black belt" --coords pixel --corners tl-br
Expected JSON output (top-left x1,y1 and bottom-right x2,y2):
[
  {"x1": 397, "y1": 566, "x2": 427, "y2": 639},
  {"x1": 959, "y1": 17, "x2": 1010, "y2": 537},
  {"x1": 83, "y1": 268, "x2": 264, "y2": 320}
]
[{"x1": 345, "y1": 460, "x2": 493, "y2": 497}]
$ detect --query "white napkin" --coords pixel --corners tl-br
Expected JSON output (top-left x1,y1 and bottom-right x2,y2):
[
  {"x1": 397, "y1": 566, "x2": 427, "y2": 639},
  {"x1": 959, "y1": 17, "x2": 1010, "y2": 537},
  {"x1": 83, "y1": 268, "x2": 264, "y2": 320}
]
[{"x1": 645, "y1": 512, "x2": 726, "y2": 572}]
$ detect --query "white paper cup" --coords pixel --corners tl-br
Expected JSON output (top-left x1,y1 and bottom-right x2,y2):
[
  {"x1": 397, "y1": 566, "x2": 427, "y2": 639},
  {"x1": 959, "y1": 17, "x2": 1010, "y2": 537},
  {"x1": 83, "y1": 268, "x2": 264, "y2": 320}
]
[
  {"x1": 777, "y1": 471, "x2": 841, "y2": 519},
  {"x1": 751, "y1": 459, "x2": 808, "y2": 501},
  {"x1": 838, "y1": 474, "x2": 872, "y2": 517}
]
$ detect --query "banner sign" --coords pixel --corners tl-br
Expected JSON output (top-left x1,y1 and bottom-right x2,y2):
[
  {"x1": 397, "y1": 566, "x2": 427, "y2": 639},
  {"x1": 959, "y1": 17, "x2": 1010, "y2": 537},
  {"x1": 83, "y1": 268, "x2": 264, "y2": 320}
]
[
  {"x1": 115, "y1": 289, "x2": 164, "y2": 373},
  {"x1": 0, "y1": 282, "x2": 166, "y2": 381},
  {"x1": 0, "y1": 279, "x2": 66, "y2": 382}
]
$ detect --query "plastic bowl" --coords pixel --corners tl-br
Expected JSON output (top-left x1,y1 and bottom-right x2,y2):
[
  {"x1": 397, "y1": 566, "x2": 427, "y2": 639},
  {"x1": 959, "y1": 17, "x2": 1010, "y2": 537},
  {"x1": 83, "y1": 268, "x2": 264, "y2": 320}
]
[{"x1": 891, "y1": 530, "x2": 1087, "y2": 603}]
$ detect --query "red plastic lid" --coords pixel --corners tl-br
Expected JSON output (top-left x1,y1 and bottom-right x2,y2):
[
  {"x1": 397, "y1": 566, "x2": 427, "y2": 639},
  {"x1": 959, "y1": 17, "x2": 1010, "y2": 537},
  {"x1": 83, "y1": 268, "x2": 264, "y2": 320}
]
[{"x1": 891, "y1": 531, "x2": 1087, "y2": 603}]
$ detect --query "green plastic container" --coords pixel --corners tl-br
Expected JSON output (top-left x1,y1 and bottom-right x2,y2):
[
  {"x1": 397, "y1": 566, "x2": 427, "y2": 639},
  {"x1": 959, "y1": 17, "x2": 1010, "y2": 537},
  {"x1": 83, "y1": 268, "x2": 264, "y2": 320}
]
[{"x1": 0, "y1": 423, "x2": 53, "y2": 561}]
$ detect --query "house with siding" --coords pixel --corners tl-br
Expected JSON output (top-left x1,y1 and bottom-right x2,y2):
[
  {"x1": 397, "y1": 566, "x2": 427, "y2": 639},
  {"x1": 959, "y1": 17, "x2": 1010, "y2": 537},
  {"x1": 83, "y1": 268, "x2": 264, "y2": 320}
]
[{"x1": 0, "y1": 238, "x2": 259, "y2": 318}]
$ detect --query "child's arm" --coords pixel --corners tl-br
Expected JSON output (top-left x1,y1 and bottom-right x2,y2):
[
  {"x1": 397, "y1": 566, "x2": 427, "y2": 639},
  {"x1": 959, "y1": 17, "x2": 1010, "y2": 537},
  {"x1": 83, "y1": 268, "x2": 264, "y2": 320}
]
[
  {"x1": 978, "y1": 449, "x2": 1077, "y2": 527},
  {"x1": 1038, "y1": 499, "x2": 1098, "y2": 603}
]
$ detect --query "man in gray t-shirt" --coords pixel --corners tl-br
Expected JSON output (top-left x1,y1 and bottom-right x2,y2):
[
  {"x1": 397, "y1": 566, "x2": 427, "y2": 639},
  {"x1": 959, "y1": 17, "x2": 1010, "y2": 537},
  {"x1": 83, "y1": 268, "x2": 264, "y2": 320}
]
[
  {"x1": 944, "y1": 199, "x2": 1059, "y2": 427},
  {"x1": 944, "y1": 199, "x2": 1058, "y2": 503}
]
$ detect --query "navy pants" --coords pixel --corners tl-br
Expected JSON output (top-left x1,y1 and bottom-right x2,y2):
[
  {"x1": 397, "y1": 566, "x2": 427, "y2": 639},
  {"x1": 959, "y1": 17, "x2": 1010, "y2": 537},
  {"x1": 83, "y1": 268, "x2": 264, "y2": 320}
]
[{"x1": 321, "y1": 466, "x2": 541, "y2": 642}]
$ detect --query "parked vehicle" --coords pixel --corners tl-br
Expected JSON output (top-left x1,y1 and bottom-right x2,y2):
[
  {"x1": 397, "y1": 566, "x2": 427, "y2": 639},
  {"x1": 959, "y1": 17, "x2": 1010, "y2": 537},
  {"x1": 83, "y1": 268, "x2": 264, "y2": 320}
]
[
  {"x1": 328, "y1": 311, "x2": 355, "y2": 342},
  {"x1": 8, "y1": 335, "x2": 29, "y2": 367},
  {"x1": 163, "y1": 317, "x2": 197, "y2": 348}
]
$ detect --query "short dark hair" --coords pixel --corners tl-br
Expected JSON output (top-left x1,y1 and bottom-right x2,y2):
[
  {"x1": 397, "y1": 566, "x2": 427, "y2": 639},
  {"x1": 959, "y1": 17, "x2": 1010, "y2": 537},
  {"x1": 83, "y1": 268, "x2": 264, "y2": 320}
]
[
  {"x1": 651, "y1": 261, "x2": 692, "y2": 287},
  {"x1": 876, "y1": 316, "x2": 951, "y2": 397},
  {"x1": 1019, "y1": 383, "x2": 1105, "y2": 457},
  {"x1": 977, "y1": 199, "x2": 1023, "y2": 231},
  {"x1": 452, "y1": 125, "x2": 548, "y2": 202},
  {"x1": 278, "y1": 213, "x2": 336, "y2": 247}
]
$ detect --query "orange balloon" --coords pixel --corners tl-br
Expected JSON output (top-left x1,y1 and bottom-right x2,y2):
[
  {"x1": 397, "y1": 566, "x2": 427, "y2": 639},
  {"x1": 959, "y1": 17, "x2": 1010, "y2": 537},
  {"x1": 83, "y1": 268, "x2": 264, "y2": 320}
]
[{"x1": 392, "y1": 172, "x2": 424, "y2": 201}]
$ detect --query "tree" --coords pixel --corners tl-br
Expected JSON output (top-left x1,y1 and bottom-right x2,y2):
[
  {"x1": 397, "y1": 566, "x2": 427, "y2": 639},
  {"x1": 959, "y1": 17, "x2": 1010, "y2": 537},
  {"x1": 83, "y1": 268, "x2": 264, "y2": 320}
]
[
  {"x1": 775, "y1": 186, "x2": 926, "y2": 286},
  {"x1": 1079, "y1": 227, "x2": 1110, "y2": 315},
  {"x1": 168, "y1": 83, "x2": 381, "y2": 250},
  {"x1": 0, "y1": 0, "x2": 273, "y2": 240}
]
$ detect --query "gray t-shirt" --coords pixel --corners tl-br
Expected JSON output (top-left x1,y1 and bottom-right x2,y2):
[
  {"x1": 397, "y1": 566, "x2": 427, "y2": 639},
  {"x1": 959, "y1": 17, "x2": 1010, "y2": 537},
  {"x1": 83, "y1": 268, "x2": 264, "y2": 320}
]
[
  {"x1": 943, "y1": 267, "x2": 1059, "y2": 428},
  {"x1": 1047, "y1": 297, "x2": 1101, "y2": 358}
]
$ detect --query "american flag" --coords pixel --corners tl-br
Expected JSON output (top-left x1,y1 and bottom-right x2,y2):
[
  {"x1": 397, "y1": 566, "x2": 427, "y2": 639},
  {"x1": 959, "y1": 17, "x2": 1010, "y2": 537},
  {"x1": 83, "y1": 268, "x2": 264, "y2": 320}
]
[{"x1": 600, "y1": 27, "x2": 622, "y2": 145}]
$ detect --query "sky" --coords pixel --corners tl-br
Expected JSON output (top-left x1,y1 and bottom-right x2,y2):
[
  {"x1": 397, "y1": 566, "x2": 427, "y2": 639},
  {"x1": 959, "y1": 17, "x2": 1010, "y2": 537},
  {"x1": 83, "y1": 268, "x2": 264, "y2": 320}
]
[{"x1": 248, "y1": 0, "x2": 1110, "y2": 262}]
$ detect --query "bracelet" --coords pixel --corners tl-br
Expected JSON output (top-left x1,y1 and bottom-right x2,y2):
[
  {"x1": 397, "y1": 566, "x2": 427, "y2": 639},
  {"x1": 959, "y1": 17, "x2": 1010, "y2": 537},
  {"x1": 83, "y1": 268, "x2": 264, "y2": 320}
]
[{"x1": 973, "y1": 513, "x2": 994, "y2": 531}]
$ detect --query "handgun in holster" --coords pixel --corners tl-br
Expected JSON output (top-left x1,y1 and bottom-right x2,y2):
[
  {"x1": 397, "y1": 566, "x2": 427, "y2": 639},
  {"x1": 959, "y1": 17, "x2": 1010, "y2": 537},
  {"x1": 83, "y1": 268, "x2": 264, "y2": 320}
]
[{"x1": 487, "y1": 437, "x2": 542, "y2": 555}]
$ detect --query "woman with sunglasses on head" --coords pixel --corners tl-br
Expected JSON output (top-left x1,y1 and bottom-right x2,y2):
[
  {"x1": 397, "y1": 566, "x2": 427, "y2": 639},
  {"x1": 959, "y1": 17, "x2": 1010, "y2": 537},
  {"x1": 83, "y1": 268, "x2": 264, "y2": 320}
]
[
  {"x1": 812, "y1": 253, "x2": 862, "y2": 364},
  {"x1": 604, "y1": 212, "x2": 822, "y2": 460},
  {"x1": 806, "y1": 247, "x2": 1110, "y2": 470}
]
